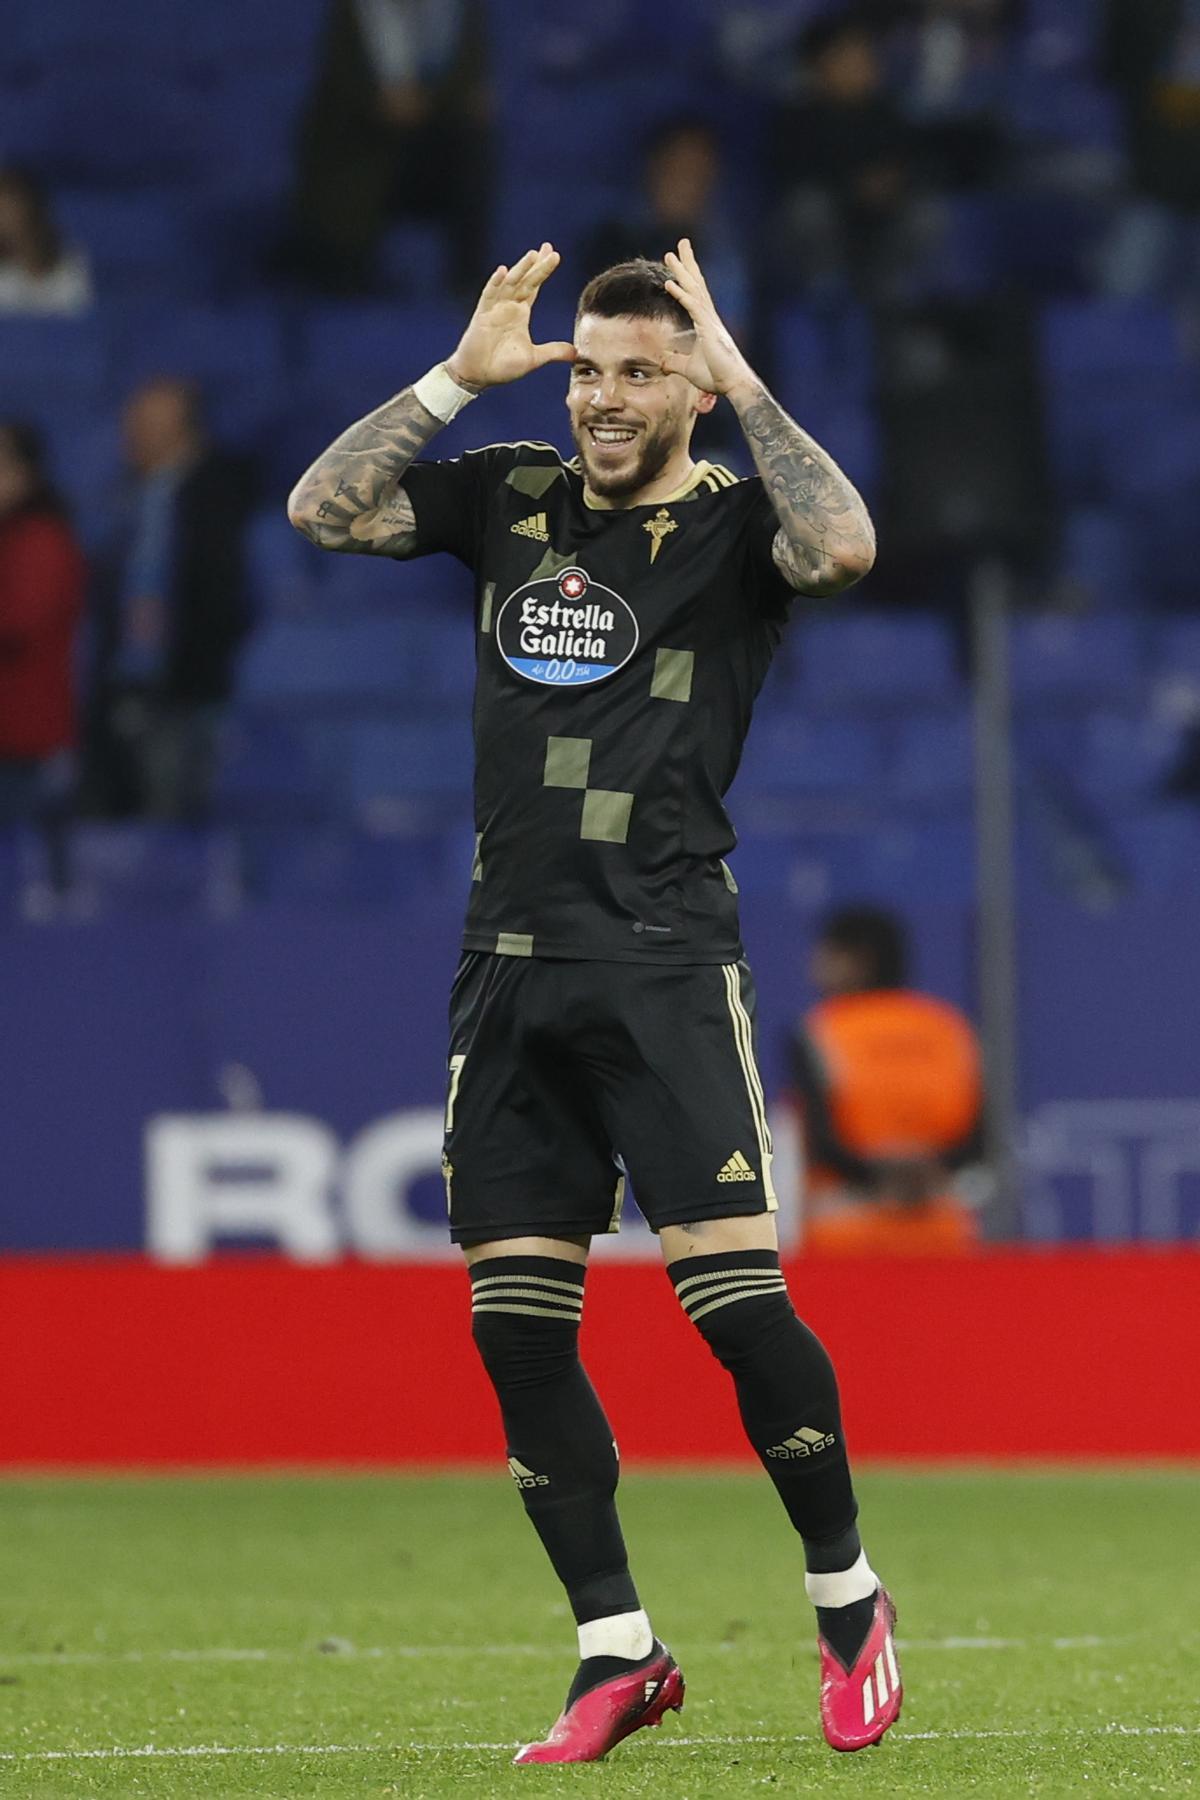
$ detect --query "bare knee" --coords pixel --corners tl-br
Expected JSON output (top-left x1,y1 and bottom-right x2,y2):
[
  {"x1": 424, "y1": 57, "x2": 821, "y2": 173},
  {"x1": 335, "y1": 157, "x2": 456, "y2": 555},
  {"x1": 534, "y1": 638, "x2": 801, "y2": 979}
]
[{"x1": 462, "y1": 1234, "x2": 591, "y2": 1269}]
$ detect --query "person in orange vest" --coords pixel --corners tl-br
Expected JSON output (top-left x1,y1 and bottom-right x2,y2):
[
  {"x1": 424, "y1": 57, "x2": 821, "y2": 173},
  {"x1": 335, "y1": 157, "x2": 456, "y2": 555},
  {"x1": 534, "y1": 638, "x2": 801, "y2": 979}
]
[{"x1": 789, "y1": 906, "x2": 984, "y2": 1254}]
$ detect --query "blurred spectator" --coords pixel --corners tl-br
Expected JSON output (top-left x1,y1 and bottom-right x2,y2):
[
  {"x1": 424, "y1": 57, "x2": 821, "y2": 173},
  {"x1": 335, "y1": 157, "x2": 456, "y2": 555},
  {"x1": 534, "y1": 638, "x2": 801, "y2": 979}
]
[
  {"x1": 580, "y1": 119, "x2": 751, "y2": 338},
  {"x1": 0, "y1": 424, "x2": 86, "y2": 824},
  {"x1": 86, "y1": 381, "x2": 254, "y2": 821},
  {"x1": 787, "y1": 906, "x2": 984, "y2": 1254},
  {"x1": 283, "y1": 0, "x2": 491, "y2": 296},
  {"x1": 1098, "y1": 0, "x2": 1200, "y2": 296},
  {"x1": 0, "y1": 168, "x2": 93, "y2": 317},
  {"x1": 886, "y1": 0, "x2": 1013, "y2": 190},
  {"x1": 767, "y1": 12, "x2": 941, "y2": 304}
]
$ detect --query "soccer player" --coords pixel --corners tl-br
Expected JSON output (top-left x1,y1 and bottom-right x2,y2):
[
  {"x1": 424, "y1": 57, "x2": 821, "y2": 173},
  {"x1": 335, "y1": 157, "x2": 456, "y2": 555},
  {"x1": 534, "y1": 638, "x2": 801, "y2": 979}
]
[{"x1": 288, "y1": 241, "x2": 902, "y2": 1762}]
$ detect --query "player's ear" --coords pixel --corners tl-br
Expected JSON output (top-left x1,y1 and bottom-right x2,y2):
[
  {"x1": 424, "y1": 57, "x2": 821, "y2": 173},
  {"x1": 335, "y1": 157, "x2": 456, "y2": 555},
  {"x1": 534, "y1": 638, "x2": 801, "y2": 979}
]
[{"x1": 694, "y1": 389, "x2": 719, "y2": 416}]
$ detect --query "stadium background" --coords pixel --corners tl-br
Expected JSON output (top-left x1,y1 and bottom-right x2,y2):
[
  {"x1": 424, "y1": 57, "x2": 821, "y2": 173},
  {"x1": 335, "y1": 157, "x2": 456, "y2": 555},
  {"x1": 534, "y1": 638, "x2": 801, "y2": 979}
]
[{"x1": 2, "y1": 0, "x2": 1198, "y2": 1470}]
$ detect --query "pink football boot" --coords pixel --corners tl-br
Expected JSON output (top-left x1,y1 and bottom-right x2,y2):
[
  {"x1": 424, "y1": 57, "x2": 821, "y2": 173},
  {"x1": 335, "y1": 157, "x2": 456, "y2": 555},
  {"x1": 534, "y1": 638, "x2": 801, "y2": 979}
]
[
  {"x1": 818, "y1": 1587, "x2": 903, "y2": 1751},
  {"x1": 513, "y1": 1643, "x2": 685, "y2": 1764}
]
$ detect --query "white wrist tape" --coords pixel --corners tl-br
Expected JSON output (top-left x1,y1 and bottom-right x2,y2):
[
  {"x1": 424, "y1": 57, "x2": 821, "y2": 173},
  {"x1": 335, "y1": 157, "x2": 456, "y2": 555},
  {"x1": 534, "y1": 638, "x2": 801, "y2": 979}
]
[{"x1": 413, "y1": 363, "x2": 478, "y2": 424}]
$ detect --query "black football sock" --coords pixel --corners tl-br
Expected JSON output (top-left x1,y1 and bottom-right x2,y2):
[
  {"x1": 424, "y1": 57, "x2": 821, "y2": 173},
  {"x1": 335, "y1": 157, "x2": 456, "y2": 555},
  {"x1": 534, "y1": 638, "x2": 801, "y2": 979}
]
[
  {"x1": 668, "y1": 1250, "x2": 876, "y2": 1663},
  {"x1": 469, "y1": 1258, "x2": 642, "y2": 1631}
]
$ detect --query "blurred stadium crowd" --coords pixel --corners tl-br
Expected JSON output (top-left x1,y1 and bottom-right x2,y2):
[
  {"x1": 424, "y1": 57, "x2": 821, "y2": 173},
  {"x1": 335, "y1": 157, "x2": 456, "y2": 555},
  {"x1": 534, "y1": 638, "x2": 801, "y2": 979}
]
[{"x1": 2, "y1": 0, "x2": 1200, "y2": 920}]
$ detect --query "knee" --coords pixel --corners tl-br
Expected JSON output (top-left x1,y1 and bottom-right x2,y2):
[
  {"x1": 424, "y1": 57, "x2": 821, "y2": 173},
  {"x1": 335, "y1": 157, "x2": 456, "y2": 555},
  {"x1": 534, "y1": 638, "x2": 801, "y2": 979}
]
[
  {"x1": 469, "y1": 1257, "x2": 586, "y2": 1390},
  {"x1": 668, "y1": 1252, "x2": 808, "y2": 1370}
]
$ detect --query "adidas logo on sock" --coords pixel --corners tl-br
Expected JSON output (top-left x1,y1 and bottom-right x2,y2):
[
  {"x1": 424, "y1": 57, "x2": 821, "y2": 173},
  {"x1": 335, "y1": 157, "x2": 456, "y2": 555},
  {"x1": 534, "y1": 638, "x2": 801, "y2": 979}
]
[
  {"x1": 766, "y1": 1425, "x2": 836, "y2": 1459},
  {"x1": 717, "y1": 1150, "x2": 757, "y2": 1183},
  {"x1": 507, "y1": 1456, "x2": 550, "y2": 1489},
  {"x1": 511, "y1": 512, "x2": 550, "y2": 541}
]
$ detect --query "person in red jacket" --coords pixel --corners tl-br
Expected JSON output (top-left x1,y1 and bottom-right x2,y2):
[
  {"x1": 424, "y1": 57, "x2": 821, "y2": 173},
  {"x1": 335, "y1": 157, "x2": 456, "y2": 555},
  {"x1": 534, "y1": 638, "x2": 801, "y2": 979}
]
[{"x1": 0, "y1": 422, "x2": 86, "y2": 823}]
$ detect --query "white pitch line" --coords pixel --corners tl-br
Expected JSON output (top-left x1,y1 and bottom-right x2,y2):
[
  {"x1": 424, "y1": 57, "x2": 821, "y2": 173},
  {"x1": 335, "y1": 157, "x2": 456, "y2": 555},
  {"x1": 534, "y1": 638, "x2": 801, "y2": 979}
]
[
  {"x1": 0, "y1": 1634, "x2": 1124, "y2": 1668},
  {"x1": 3, "y1": 1725, "x2": 1200, "y2": 1764}
]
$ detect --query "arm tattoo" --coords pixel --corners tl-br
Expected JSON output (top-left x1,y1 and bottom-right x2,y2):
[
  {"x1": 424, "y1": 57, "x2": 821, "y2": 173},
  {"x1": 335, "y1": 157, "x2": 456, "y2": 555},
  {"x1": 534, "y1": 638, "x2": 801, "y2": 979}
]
[
  {"x1": 732, "y1": 385, "x2": 876, "y2": 595},
  {"x1": 286, "y1": 388, "x2": 444, "y2": 557}
]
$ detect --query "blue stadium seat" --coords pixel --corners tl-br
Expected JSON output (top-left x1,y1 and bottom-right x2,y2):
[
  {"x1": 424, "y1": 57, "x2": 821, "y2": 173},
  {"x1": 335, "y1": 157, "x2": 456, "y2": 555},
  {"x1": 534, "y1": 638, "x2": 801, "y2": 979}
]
[
  {"x1": 114, "y1": 301, "x2": 284, "y2": 391},
  {"x1": 771, "y1": 304, "x2": 876, "y2": 413},
  {"x1": 13, "y1": 0, "x2": 187, "y2": 72},
  {"x1": 192, "y1": 70, "x2": 310, "y2": 205},
  {"x1": 301, "y1": 304, "x2": 462, "y2": 385},
  {"x1": 1096, "y1": 406, "x2": 1200, "y2": 506},
  {"x1": 1058, "y1": 509, "x2": 1138, "y2": 608},
  {"x1": 63, "y1": 825, "x2": 240, "y2": 917},
  {"x1": 1073, "y1": 711, "x2": 1185, "y2": 810},
  {"x1": 181, "y1": 0, "x2": 326, "y2": 74},
  {"x1": 1108, "y1": 807, "x2": 1200, "y2": 893},
  {"x1": 378, "y1": 224, "x2": 451, "y2": 300},
  {"x1": 722, "y1": 832, "x2": 863, "y2": 906},
  {"x1": 111, "y1": 302, "x2": 286, "y2": 444},
  {"x1": 54, "y1": 191, "x2": 207, "y2": 298},
  {"x1": 346, "y1": 718, "x2": 475, "y2": 805},
  {"x1": 1154, "y1": 619, "x2": 1200, "y2": 685},
  {"x1": 1010, "y1": 613, "x2": 1144, "y2": 708},
  {"x1": 238, "y1": 618, "x2": 418, "y2": 708},
  {"x1": 245, "y1": 509, "x2": 325, "y2": 619},
  {"x1": 0, "y1": 317, "x2": 108, "y2": 415},
  {"x1": 242, "y1": 826, "x2": 439, "y2": 907},
  {"x1": 889, "y1": 712, "x2": 975, "y2": 808},
  {"x1": 1039, "y1": 299, "x2": 1185, "y2": 385},
  {"x1": 0, "y1": 830, "x2": 48, "y2": 923},
  {"x1": 736, "y1": 717, "x2": 884, "y2": 795},
  {"x1": 852, "y1": 818, "x2": 978, "y2": 905},
  {"x1": 13, "y1": 68, "x2": 198, "y2": 186},
  {"x1": 213, "y1": 717, "x2": 337, "y2": 822},
  {"x1": 1002, "y1": 71, "x2": 1120, "y2": 154},
  {"x1": 795, "y1": 612, "x2": 961, "y2": 711},
  {"x1": 320, "y1": 556, "x2": 469, "y2": 620}
]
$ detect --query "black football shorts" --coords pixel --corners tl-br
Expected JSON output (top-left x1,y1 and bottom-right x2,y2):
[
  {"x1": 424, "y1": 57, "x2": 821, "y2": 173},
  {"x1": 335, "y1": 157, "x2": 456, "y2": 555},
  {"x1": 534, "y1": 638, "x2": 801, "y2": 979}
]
[{"x1": 442, "y1": 952, "x2": 778, "y2": 1245}]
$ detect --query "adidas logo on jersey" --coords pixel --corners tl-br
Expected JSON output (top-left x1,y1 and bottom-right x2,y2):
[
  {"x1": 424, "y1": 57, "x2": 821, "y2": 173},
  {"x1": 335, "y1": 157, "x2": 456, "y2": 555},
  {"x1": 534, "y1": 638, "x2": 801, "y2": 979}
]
[
  {"x1": 717, "y1": 1150, "x2": 757, "y2": 1183},
  {"x1": 507, "y1": 1456, "x2": 550, "y2": 1489},
  {"x1": 766, "y1": 1425, "x2": 836, "y2": 1459},
  {"x1": 511, "y1": 512, "x2": 550, "y2": 542}
]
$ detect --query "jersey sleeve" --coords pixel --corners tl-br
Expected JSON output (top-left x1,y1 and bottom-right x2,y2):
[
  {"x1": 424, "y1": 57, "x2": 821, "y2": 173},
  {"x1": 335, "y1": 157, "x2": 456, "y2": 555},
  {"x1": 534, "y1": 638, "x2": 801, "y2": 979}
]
[
  {"x1": 398, "y1": 444, "x2": 513, "y2": 569},
  {"x1": 739, "y1": 482, "x2": 798, "y2": 620}
]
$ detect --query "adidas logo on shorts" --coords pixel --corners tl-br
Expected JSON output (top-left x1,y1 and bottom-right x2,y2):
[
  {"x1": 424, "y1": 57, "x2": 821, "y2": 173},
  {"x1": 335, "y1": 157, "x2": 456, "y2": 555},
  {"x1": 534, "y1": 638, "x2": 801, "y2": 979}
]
[
  {"x1": 717, "y1": 1150, "x2": 757, "y2": 1183},
  {"x1": 511, "y1": 511, "x2": 550, "y2": 541}
]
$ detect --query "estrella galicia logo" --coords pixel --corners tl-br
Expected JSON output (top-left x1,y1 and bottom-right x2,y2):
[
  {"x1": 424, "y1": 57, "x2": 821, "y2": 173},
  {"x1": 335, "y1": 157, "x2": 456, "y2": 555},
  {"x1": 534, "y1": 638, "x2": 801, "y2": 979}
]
[{"x1": 495, "y1": 567, "x2": 639, "y2": 687}]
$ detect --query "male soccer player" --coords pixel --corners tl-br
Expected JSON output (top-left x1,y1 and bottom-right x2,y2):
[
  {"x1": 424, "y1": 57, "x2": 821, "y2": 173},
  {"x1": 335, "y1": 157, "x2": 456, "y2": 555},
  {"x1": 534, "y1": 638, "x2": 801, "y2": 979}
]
[{"x1": 288, "y1": 241, "x2": 902, "y2": 1762}]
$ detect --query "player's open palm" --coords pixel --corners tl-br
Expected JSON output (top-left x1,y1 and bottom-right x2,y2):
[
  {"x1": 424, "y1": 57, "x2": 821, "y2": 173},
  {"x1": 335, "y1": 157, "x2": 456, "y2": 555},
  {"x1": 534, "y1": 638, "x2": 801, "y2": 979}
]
[
  {"x1": 661, "y1": 239, "x2": 756, "y2": 397},
  {"x1": 448, "y1": 245, "x2": 576, "y2": 390}
]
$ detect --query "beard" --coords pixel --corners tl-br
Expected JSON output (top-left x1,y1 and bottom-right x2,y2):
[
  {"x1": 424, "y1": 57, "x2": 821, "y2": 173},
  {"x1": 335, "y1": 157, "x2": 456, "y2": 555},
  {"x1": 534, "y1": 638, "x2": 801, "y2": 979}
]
[{"x1": 571, "y1": 414, "x2": 680, "y2": 501}]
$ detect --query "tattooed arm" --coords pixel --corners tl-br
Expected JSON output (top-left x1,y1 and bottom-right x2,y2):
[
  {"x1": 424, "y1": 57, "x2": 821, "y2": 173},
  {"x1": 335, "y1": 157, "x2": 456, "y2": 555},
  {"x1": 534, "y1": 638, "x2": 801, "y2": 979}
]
[
  {"x1": 287, "y1": 243, "x2": 574, "y2": 557},
  {"x1": 730, "y1": 386, "x2": 875, "y2": 594},
  {"x1": 661, "y1": 239, "x2": 875, "y2": 594},
  {"x1": 286, "y1": 389, "x2": 442, "y2": 556}
]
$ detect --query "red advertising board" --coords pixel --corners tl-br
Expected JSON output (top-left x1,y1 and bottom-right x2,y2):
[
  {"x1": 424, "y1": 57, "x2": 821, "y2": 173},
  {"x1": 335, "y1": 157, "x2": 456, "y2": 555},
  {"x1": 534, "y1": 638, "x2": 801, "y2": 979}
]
[{"x1": 2, "y1": 1251, "x2": 1196, "y2": 1466}]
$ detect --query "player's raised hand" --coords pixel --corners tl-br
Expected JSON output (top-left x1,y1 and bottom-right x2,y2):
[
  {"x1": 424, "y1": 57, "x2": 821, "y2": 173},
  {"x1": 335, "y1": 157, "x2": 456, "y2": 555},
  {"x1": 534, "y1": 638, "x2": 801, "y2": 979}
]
[
  {"x1": 660, "y1": 240, "x2": 758, "y2": 400},
  {"x1": 446, "y1": 245, "x2": 576, "y2": 390}
]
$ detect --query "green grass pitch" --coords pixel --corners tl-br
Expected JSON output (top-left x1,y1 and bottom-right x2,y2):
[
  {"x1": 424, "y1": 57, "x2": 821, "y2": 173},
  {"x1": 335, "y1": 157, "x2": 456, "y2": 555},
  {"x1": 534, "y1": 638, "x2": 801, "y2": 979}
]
[{"x1": 1, "y1": 1470, "x2": 1197, "y2": 1797}]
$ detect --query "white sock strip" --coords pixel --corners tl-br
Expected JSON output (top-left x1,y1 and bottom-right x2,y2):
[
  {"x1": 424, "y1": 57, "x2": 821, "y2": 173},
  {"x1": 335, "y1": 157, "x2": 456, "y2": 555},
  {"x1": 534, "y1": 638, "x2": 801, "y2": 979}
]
[
  {"x1": 577, "y1": 1608, "x2": 654, "y2": 1663},
  {"x1": 805, "y1": 1549, "x2": 879, "y2": 1610}
]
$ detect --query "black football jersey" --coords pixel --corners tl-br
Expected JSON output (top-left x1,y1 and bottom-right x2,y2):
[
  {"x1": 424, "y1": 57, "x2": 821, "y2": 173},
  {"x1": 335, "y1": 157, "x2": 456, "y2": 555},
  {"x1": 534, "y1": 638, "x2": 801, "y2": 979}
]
[{"x1": 399, "y1": 442, "x2": 795, "y2": 963}]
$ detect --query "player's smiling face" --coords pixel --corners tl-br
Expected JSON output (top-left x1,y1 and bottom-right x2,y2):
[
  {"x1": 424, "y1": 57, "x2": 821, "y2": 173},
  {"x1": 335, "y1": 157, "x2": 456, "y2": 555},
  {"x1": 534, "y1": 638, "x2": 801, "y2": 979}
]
[{"x1": 567, "y1": 313, "x2": 709, "y2": 505}]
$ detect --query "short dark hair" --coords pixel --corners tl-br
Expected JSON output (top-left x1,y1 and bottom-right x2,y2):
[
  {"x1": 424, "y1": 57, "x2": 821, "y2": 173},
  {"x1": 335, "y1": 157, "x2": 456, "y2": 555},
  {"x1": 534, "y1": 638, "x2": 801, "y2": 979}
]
[
  {"x1": 575, "y1": 258, "x2": 692, "y2": 336},
  {"x1": 0, "y1": 165, "x2": 63, "y2": 271},
  {"x1": 818, "y1": 906, "x2": 908, "y2": 988},
  {"x1": 0, "y1": 419, "x2": 66, "y2": 518}
]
